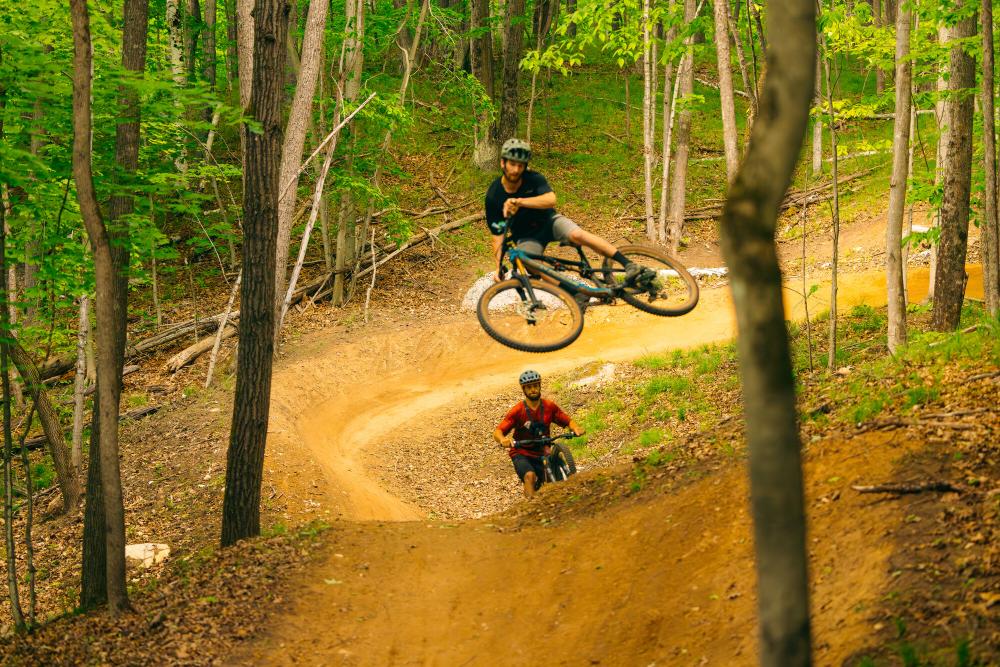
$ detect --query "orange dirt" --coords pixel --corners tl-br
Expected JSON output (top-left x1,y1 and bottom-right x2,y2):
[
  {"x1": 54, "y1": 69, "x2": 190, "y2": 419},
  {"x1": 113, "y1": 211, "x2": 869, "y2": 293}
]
[{"x1": 244, "y1": 266, "x2": 983, "y2": 665}]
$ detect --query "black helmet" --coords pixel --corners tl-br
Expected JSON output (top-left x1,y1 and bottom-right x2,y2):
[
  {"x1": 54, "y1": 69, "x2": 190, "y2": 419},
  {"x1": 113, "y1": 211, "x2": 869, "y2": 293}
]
[
  {"x1": 501, "y1": 138, "x2": 532, "y2": 163},
  {"x1": 519, "y1": 369, "x2": 541, "y2": 385}
]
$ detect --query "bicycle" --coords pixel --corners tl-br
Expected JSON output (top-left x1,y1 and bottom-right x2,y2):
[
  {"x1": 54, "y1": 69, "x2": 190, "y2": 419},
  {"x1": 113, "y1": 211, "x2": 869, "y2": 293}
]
[
  {"x1": 510, "y1": 432, "x2": 578, "y2": 484},
  {"x1": 477, "y1": 225, "x2": 699, "y2": 352}
]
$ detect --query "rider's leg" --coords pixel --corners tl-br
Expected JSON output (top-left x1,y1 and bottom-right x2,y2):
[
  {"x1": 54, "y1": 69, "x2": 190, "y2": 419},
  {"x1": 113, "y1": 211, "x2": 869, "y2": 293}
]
[
  {"x1": 523, "y1": 471, "x2": 537, "y2": 498},
  {"x1": 559, "y1": 217, "x2": 641, "y2": 283}
]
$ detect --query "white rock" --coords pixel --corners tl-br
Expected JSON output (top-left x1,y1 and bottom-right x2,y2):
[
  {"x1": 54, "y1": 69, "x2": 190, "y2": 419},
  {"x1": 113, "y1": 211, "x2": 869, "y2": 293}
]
[
  {"x1": 125, "y1": 543, "x2": 170, "y2": 568},
  {"x1": 461, "y1": 273, "x2": 569, "y2": 312},
  {"x1": 571, "y1": 363, "x2": 617, "y2": 388}
]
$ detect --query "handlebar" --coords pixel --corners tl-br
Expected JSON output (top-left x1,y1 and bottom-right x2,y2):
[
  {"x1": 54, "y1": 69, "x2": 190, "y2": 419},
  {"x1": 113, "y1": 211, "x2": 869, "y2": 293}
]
[{"x1": 512, "y1": 432, "x2": 576, "y2": 447}]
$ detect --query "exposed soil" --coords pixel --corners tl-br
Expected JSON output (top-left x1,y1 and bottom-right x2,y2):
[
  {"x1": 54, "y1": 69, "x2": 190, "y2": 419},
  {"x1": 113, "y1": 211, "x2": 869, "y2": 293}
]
[{"x1": 1, "y1": 191, "x2": 995, "y2": 665}]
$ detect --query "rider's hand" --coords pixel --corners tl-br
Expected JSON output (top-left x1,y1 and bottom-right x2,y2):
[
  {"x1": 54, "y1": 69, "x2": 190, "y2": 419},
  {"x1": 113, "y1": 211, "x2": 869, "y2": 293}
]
[
  {"x1": 502, "y1": 435, "x2": 514, "y2": 449},
  {"x1": 503, "y1": 198, "x2": 521, "y2": 218},
  {"x1": 573, "y1": 427, "x2": 586, "y2": 437}
]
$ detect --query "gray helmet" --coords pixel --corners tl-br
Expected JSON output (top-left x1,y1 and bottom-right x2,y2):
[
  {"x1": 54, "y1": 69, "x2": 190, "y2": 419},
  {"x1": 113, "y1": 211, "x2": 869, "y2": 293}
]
[
  {"x1": 501, "y1": 138, "x2": 532, "y2": 163},
  {"x1": 519, "y1": 369, "x2": 542, "y2": 385}
]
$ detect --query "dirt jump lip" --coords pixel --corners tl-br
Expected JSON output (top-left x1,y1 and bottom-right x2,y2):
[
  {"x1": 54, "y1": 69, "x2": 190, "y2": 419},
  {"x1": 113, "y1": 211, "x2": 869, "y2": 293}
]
[{"x1": 269, "y1": 266, "x2": 982, "y2": 524}]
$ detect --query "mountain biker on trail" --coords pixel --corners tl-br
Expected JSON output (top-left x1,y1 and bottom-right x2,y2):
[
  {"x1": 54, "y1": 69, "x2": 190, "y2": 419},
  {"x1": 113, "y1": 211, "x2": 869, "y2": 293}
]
[
  {"x1": 493, "y1": 370, "x2": 585, "y2": 499},
  {"x1": 485, "y1": 138, "x2": 645, "y2": 289}
]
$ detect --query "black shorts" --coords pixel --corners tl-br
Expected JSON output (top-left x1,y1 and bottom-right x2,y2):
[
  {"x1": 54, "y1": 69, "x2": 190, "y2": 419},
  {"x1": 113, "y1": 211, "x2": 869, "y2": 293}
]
[
  {"x1": 512, "y1": 454, "x2": 546, "y2": 489},
  {"x1": 514, "y1": 215, "x2": 580, "y2": 255}
]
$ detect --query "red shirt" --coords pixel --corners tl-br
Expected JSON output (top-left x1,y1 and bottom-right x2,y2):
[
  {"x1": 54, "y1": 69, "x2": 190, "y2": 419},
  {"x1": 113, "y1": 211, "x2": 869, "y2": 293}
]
[{"x1": 497, "y1": 399, "x2": 571, "y2": 458}]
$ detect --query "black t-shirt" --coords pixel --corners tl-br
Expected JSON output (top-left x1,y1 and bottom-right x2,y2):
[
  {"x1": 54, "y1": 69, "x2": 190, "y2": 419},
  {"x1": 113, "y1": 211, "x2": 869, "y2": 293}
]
[{"x1": 484, "y1": 170, "x2": 557, "y2": 240}]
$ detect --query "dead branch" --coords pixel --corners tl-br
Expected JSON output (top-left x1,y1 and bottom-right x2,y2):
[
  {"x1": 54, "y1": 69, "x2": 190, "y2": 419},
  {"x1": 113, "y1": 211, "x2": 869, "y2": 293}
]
[
  {"x1": 166, "y1": 326, "x2": 237, "y2": 373},
  {"x1": 19, "y1": 405, "x2": 160, "y2": 453},
  {"x1": 852, "y1": 481, "x2": 962, "y2": 495}
]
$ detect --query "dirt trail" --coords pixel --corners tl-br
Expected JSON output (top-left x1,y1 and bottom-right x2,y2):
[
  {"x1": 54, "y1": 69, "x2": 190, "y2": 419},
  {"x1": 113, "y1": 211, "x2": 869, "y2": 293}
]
[
  {"x1": 270, "y1": 266, "x2": 964, "y2": 523},
  {"x1": 249, "y1": 266, "x2": 982, "y2": 665}
]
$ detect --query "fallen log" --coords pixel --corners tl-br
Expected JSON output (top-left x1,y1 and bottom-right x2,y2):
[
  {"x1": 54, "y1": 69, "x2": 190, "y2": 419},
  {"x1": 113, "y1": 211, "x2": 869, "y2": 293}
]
[
  {"x1": 852, "y1": 481, "x2": 962, "y2": 495},
  {"x1": 166, "y1": 326, "x2": 237, "y2": 373}
]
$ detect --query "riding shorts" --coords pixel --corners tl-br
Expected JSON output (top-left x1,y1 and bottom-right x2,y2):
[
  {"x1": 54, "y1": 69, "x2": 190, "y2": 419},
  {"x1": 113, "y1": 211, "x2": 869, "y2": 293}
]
[
  {"x1": 515, "y1": 214, "x2": 580, "y2": 255},
  {"x1": 512, "y1": 454, "x2": 546, "y2": 489}
]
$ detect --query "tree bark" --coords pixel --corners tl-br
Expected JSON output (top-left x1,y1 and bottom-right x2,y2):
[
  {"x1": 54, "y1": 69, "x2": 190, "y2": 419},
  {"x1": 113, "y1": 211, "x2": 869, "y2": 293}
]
[
  {"x1": 9, "y1": 340, "x2": 81, "y2": 512},
  {"x1": 885, "y1": 2, "x2": 912, "y2": 353},
  {"x1": 203, "y1": 0, "x2": 217, "y2": 103},
  {"x1": 237, "y1": 0, "x2": 255, "y2": 109},
  {"x1": 811, "y1": 49, "x2": 822, "y2": 175},
  {"x1": 497, "y1": 0, "x2": 527, "y2": 143},
  {"x1": 470, "y1": 0, "x2": 498, "y2": 167},
  {"x1": 932, "y1": 6, "x2": 976, "y2": 331},
  {"x1": 981, "y1": 0, "x2": 999, "y2": 315},
  {"x1": 221, "y1": 0, "x2": 290, "y2": 547},
  {"x1": 666, "y1": 0, "x2": 697, "y2": 252},
  {"x1": 928, "y1": 24, "x2": 953, "y2": 303},
  {"x1": 717, "y1": 0, "x2": 815, "y2": 662},
  {"x1": 185, "y1": 0, "x2": 202, "y2": 81},
  {"x1": 714, "y1": 0, "x2": 739, "y2": 181},
  {"x1": 874, "y1": 0, "x2": 884, "y2": 95},
  {"x1": 344, "y1": 0, "x2": 365, "y2": 103},
  {"x1": 273, "y1": 0, "x2": 330, "y2": 342},
  {"x1": 72, "y1": 296, "x2": 88, "y2": 473},
  {"x1": 822, "y1": 15, "x2": 841, "y2": 372},
  {"x1": 224, "y1": 0, "x2": 237, "y2": 94},
  {"x1": 71, "y1": 0, "x2": 138, "y2": 616},
  {"x1": 641, "y1": 0, "x2": 656, "y2": 239},
  {"x1": 0, "y1": 51, "x2": 26, "y2": 632},
  {"x1": 166, "y1": 0, "x2": 188, "y2": 87}
]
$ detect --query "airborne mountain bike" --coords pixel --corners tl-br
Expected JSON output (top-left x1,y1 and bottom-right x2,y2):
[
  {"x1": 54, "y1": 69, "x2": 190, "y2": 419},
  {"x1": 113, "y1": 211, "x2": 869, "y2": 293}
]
[{"x1": 477, "y1": 226, "x2": 699, "y2": 352}]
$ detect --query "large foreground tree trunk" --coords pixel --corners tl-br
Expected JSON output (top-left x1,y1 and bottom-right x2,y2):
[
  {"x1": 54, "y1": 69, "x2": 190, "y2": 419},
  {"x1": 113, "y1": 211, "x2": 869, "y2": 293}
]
[
  {"x1": 70, "y1": 0, "x2": 135, "y2": 615},
  {"x1": 931, "y1": 6, "x2": 976, "y2": 331},
  {"x1": 221, "y1": 0, "x2": 290, "y2": 546},
  {"x1": 716, "y1": 0, "x2": 815, "y2": 663},
  {"x1": 885, "y1": 2, "x2": 912, "y2": 353},
  {"x1": 981, "y1": 0, "x2": 999, "y2": 315}
]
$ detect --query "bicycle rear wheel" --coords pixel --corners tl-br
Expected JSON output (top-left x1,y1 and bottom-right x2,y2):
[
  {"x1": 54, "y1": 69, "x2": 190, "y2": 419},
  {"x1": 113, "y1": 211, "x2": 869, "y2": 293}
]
[
  {"x1": 477, "y1": 278, "x2": 584, "y2": 353},
  {"x1": 602, "y1": 244, "x2": 699, "y2": 316},
  {"x1": 547, "y1": 443, "x2": 577, "y2": 481}
]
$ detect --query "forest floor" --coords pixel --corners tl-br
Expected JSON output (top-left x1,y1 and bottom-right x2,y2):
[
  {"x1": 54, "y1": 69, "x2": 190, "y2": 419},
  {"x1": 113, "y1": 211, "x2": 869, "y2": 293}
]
[{"x1": 1, "y1": 170, "x2": 998, "y2": 665}]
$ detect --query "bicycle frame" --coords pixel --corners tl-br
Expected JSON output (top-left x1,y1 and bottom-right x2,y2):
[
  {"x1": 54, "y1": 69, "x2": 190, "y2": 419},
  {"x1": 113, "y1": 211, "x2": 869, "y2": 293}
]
[{"x1": 499, "y1": 232, "x2": 620, "y2": 302}]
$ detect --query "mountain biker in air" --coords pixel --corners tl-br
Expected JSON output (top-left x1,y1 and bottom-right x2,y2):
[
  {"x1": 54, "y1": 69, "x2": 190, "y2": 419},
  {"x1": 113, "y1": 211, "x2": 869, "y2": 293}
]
[
  {"x1": 493, "y1": 370, "x2": 585, "y2": 499},
  {"x1": 485, "y1": 138, "x2": 645, "y2": 289}
]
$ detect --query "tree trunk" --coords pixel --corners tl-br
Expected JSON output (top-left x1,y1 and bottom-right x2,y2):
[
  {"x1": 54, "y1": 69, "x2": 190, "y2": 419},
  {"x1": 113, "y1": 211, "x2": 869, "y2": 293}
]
[
  {"x1": 470, "y1": 0, "x2": 498, "y2": 167},
  {"x1": 9, "y1": 340, "x2": 81, "y2": 512},
  {"x1": 497, "y1": 0, "x2": 527, "y2": 143},
  {"x1": 714, "y1": 0, "x2": 739, "y2": 182},
  {"x1": 811, "y1": 50, "x2": 822, "y2": 175},
  {"x1": 221, "y1": 0, "x2": 290, "y2": 547},
  {"x1": 641, "y1": 0, "x2": 655, "y2": 239},
  {"x1": 166, "y1": 0, "x2": 188, "y2": 87},
  {"x1": 185, "y1": 0, "x2": 202, "y2": 81},
  {"x1": 716, "y1": 0, "x2": 815, "y2": 662},
  {"x1": 237, "y1": 0, "x2": 254, "y2": 109},
  {"x1": 747, "y1": 0, "x2": 766, "y2": 57},
  {"x1": 566, "y1": 0, "x2": 577, "y2": 36},
  {"x1": 203, "y1": 0, "x2": 217, "y2": 100},
  {"x1": 0, "y1": 52, "x2": 26, "y2": 632},
  {"x1": 928, "y1": 24, "x2": 952, "y2": 303},
  {"x1": 71, "y1": 0, "x2": 140, "y2": 616},
  {"x1": 72, "y1": 296, "x2": 88, "y2": 473},
  {"x1": 821, "y1": 7, "x2": 841, "y2": 372},
  {"x1": 932, "y1": 6, "x2": 976, "y2": 331},
  {"x1": 344, "y1": 0, "x2": 365, "y2": 108},
  {"x1": 273, "y1": 0, "x2": 330, "y2": 343},
  {"x1": 666, "y1": 0, "x2": 697, "y2": 252},
  {"x1": 885, "y1": 2, "x2": 912, "y2": 353},
  {"x1": 727, "y1": 3, "x2": 757, "y2": 131},
  {"x1": 981, "y1": 0, "x2": 999, "y2": 315},
  {"x1": 224, "y1": 0, "x2": 237, "y2": 94},
  {"x1": 874, "y1": 0, "x2": 884, "y2": 95}
]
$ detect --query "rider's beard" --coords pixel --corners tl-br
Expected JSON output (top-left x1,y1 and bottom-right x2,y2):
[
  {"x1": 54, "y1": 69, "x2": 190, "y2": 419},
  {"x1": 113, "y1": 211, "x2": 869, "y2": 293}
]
[{"x1": 523, "y1": 387, "x2": 541, "y2": 401}]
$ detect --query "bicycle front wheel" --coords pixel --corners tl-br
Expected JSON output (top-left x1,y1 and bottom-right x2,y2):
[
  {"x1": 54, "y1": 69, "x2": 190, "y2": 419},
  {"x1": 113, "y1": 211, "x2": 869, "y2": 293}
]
[
  {"x1": 548, "y1": 443, "x2": 577, "y2": 481},
  {"x1": 477, "y1": 278, "x2": 584, "y2": 353},
  {"x1": 602, "y1": 244, "x2": 699, "y2": 316}
]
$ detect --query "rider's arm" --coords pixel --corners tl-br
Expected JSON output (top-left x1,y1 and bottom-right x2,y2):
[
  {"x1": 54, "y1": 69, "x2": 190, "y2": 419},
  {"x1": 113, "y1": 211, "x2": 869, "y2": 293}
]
[
  {"x1": 505, "y1": 191, "x2": 557, "y2": 216},
  {"x1": 493, "y1": 427, "x2": 513, "y2": 448},
  {"x1": 492, "y1": 233, "x2": 505, "y2": 276}
]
